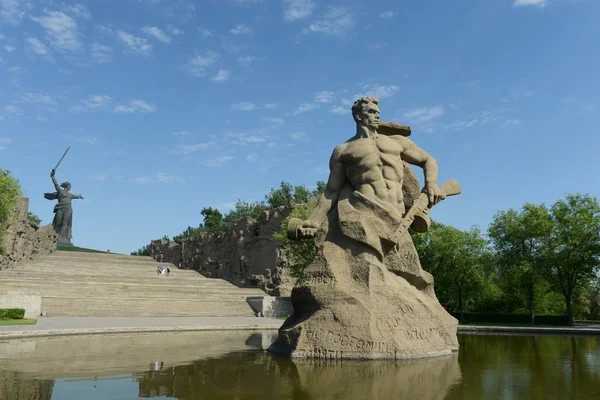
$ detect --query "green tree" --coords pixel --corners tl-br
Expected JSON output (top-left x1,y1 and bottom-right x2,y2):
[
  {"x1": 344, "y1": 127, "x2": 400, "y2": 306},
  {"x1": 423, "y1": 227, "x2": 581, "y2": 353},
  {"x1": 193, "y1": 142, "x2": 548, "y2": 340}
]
[
  {"x1": 27, "y1": 212, "x2": 42, "y2": 225},
  {"x1": 546, "y1": 193, "x2": 600, "y2": 326},
  {"x1": 0, "y1": 169, "x2": 23, "y2": 254},
  {"x1": 201, "y1": 207, "x2": 224, "y2": 232},
  {"x1": 265, "y1": 181, "x2": 323, "y2": 209},
  {"x1": 415, "y1": 222, "x2": 490, "y2": 321},
  {"x1": 273, "y1": 197, "x2": 319, "y2": 277},
  {"x1": 488, "y1": 203, "x2": 553, "y2": 324},
  {"x1": 223, "y1": 200, "x2": 269, "y2": 227},
  {"x1": 173, "y1": 225, "x2": 202, "y2": 242},
  {"x1": 131, "y1": 244, "x2": 151, "y2": 256},
  {"x1": 271, "y1": 180, "x2": 335, "y2": 277}
]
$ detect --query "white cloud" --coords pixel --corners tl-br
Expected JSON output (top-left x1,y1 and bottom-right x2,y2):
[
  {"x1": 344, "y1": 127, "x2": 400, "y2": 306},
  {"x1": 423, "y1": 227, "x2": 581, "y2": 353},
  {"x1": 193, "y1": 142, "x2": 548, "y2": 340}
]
[
  {"x1": 117, "y1": 30, "x2": 152, "y2": 56},
  {"x1": 172, "y1": 130, "x2": 191, "y2": 137},
  {"x1": 304, "y1": 6, "x2": 354, "y2": 36},
  {"x1": 264, "y1": 103, "x2": 278, "y2": 109},
  {"x1": 114, "y1": 99, "x2": 157, "y2": 114},
  {"x1": 246, "y1": 153, "x2": 258, "y2": 161},
  {"x1": 212, "y1": 69, "x2": 230, "y2": 83},
  {"x1": 231, "y1": 102, "x2": 257, "y2": 111},
  {"x1": 284, "y1": 0, "x2": 315, "y2": 21},
  {"x1": 166, "y1": 24, "x2": 184, "y2": 35},
  {"x1": 577, "y1": 104, "x2": 596, "y2": 116},
  {"x1": 31, "y1": 10, "x2": 82, "y2": 52},
  {"x1": 177, "y1": 142, "x2": 216, "y2": 153},
  {"x1": 315, "y1": 91, "x2": 335, "y2": 103},
  {"x1": 380, "y1": 11, "x2": 394, "y2": 19},
  {"x1": 90, "y1": 175, "x2": 108, "y2": 181},
  {"x1": 135, "y1": 172, "x2": 180, "y2": 184},
  {"x1": 70, "y1": 95, "x2": 112, "y2": 112},
  {"x1": 289, "y1": 132, "x2": 306, "y2": 140},
  {"x1": 264, "y1": 117, "x2": 284, "y2": 127},
  {"x1": 25, "y1": 37, "x2": 51, "y2": 57},
  {"x1": 402, "y1": 106, "x2": 444, "y2": 124},
  {"x1": 20, "y1": 92, "x2": 57, "y2": 107},
  {"x1": 443, "y1": 119, "x2": 478, "y2": 131},
  {"x1": 513, "y1": 0, "x2": 547, "y2": 7},
  {"x1": 0, "y1": 137, "x2": 10, "y2": 150},
  {"x1": 355, "y1": 84, "x2": 401, "y2": 99},
  {"x1": 4, "y1": 45, "x2": 15, "y2": 52},
  {"x1": 142, "y1": 26, "x2": 172, "y2": 43},
  {"x1": 1, "y1": 0, "x2": 33, "y2": 26},
  {"x1": 202, "y1": 155, "x2": 235, "y2": 167},
  {"x1": 225, "y1": 132, "x2": 269, "y2": 145},
  {"x1": 330, "y1": 105, "x2": 347, "y2": 115},
  {"x1": 95, "y1": 24, "x2": 113, "y2": 35},
  {"x1": 62, "y1": 4, "x2": 91, "y2": 19},
  {"x1": 186, "y1": 50, "x2": 219, "y2": 76},
  {"x1": 233, "y1": 0, "x2": 263, "y2": 4},
  {"x1": 292, "y1": 102, "x2": 319, "y2": 115},
  {"x1": 237, "y1": 55, "x2": 257, "y2": 65},
  {"x1": 91, "y1": 43, "x2": 112, "y2": 63},
  {"x1": 198, "y1": 27, "x2": 213, "y2": 37},
  {"x1": 4, "y1": 105, "x2": 23, "y2": 115},
  {"x1": 230, "y1": 24, "x2": 254, "y2": 35}
]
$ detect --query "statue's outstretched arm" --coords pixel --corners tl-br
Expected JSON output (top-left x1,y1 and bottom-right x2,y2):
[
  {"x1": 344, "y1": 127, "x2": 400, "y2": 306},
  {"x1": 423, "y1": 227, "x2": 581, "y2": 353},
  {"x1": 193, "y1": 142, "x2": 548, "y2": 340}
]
[
  {"x1": 307, "y1": 146, "x2": 346, "y2": 227},
  {"x1": 72, "y1": 194, "x2": 84, "y2": 199},
  {"x1": 50, "y1": 171, "x2": 62, "y2": 193}
]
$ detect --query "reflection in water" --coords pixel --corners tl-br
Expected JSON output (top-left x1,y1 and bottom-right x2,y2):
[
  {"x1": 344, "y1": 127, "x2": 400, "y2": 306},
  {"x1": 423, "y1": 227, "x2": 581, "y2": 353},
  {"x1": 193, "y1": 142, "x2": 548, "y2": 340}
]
[
  {"x1": 138, "y1": 352, "x2": 460, "y2": 400},
  {"x1": 0, "y1": 332, "x2": 599, "y2": 399}
]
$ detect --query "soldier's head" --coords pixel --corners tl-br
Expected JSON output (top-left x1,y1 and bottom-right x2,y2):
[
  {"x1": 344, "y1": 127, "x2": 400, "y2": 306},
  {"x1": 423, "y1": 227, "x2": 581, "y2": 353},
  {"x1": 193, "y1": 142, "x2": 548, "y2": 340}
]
[
  {"x1": 352, "y1": 96, "x2": 380, "y2": 130},
  {"x1": 60, "y1": 182, "x2": 71, "y2": 191}
]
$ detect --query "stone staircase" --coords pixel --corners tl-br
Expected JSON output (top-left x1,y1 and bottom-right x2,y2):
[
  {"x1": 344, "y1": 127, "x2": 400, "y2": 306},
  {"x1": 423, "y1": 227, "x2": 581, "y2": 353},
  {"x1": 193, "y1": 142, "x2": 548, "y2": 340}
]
[{"x1": 0, "y1": 251, "x2": 265, "y2": 317}]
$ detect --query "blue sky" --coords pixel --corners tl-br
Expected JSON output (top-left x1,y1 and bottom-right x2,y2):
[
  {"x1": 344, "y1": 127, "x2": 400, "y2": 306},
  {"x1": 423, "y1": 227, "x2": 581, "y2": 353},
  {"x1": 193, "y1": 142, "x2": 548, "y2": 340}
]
[{"x1": 1, "y1": 0, "x2": 599, "y2": 254}]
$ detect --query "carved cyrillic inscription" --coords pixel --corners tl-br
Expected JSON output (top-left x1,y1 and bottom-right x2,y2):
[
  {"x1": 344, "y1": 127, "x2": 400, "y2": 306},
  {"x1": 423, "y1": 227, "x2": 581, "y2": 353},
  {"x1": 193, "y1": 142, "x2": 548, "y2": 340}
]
[{"x1": 299, "y1": 271, "x2": 336, "y2": 286}]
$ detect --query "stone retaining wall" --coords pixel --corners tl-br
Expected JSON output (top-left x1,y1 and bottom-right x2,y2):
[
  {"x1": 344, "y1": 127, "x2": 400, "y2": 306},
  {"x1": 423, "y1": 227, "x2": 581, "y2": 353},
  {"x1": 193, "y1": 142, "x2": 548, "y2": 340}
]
[
  {"x1": 151, "y1": 206, "x2": 294, "y2": 296},
  {"x1": 0, "y1": 198, "x2": 58, "y2": 270}
]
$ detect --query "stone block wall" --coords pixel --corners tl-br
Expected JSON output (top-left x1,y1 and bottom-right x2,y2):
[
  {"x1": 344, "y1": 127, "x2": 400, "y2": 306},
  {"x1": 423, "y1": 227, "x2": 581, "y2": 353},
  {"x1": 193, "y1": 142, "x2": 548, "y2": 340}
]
[
  {"x1": 151, "y1": 206, "x2": 294, "y2": 296},
  {"x1": 0, "y1": 197, "x2": 58, "y2": 270}
]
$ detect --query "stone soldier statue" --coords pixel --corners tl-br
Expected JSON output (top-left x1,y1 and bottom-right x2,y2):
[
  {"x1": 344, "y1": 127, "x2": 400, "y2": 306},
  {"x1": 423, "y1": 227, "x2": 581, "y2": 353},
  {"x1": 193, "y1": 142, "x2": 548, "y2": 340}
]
[
  {"x1": 43, "y1": 148, "x2": 83, "y2": 246},
  {"x1": 269, "y1": 96, "x2": 462, "y2": 360}
]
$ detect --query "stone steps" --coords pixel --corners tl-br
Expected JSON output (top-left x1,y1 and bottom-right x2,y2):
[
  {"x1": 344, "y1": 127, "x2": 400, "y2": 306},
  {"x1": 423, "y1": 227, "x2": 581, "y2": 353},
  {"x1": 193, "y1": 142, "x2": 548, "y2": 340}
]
[
  {"x1": 0, "y1": 280, "x2": 264, "y2": 297},
  {"x1": 0, "y1": 251, "x2": 264, "y2": 317},
  {"x1": 42, "y1": 297, "x2": 254, "y2": 317}
]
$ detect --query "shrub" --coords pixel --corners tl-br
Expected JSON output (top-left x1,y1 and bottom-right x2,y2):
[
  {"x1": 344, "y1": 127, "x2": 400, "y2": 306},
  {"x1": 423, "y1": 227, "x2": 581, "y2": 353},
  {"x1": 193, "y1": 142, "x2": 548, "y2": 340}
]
[{"x1": 0, "y1": 308, "x2": 25, "y2": 320}]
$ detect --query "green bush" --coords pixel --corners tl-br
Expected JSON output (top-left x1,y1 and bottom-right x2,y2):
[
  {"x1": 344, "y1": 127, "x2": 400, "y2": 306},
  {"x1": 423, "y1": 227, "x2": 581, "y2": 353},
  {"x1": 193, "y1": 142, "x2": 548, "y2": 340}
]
[{"x1": 0, "y1": 308, "x2": 25, "y2": 320}]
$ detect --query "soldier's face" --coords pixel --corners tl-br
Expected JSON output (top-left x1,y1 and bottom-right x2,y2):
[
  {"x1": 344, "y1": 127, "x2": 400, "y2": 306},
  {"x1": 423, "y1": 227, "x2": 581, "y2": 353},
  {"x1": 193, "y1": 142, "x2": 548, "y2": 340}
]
[{"x1": 359, "y1": 103, "x2": 380, "y2": 129}]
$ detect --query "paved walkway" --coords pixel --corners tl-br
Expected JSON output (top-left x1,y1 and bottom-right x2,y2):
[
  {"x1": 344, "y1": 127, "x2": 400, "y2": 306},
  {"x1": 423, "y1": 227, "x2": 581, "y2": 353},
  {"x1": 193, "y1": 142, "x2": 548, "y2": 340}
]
[
  {"x1": 2, "y1": 317, "x2": 599, "y2": 340},
  {"x1": 0, "y1": 317, "x2": 283, "y2": 339}
]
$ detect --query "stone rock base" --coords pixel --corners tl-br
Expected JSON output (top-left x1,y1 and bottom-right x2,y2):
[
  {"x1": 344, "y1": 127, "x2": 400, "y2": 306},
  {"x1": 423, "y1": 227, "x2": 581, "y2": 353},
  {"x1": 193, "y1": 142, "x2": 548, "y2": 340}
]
[
  {"x1": 268, "y1": 198, "x2": 459, "y2": 360},
  {"x1": 269, "y1": 261, "x2": 458, "y2": 360}
]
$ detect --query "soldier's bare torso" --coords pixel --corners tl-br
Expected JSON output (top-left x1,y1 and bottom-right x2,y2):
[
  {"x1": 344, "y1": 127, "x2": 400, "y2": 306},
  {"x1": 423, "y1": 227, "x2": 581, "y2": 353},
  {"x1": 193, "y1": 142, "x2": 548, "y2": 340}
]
[{"x1": 336, "y1": 134, "x2": 407, "y2": 214}]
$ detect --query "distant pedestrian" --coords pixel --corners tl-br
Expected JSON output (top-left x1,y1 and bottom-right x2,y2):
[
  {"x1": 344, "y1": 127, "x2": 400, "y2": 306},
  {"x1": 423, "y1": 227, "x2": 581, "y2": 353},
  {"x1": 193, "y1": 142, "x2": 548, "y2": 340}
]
[
  {"x1": 166, "y1": 267, "x2": 170, "y2": 276},
  {"x1": 106, "y1": 249, "x2": 111, "y2": 254},
  {"x1": 156, "y1": 266, "x2": 160, "y2": 276}
]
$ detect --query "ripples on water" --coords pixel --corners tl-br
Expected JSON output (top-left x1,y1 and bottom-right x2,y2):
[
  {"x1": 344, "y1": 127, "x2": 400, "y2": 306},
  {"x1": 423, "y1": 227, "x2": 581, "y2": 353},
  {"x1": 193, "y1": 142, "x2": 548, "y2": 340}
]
[{"x1": 0, "y1": 331, "x2": 599, "y2": 399}]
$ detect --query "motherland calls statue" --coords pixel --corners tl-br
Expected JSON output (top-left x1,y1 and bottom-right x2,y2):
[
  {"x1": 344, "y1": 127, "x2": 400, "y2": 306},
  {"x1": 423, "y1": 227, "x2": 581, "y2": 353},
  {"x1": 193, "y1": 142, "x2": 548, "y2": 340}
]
[
  {"x1": 268, "y1": 97, "x2": 461, "y2": 360},
  {"x1": 43, "y1": 147, "x2": 83, "y2": 246}
]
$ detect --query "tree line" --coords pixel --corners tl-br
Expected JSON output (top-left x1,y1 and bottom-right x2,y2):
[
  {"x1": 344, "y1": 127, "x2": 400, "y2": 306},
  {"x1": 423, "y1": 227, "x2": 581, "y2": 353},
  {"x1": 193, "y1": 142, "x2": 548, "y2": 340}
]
[{"x1": 132, "y1": 181, "x2": 600, "y2": 325}]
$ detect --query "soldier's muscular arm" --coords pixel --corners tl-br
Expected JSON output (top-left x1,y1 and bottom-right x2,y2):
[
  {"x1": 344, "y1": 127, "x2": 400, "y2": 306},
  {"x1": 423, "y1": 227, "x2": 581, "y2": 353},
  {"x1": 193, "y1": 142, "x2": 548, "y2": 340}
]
[
  {"x1": 304, "y1": 146, "x2": 346, "y2": 230},
  {"x1": 397, "y1": 137, "x2": 445, "y2": 205}
]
